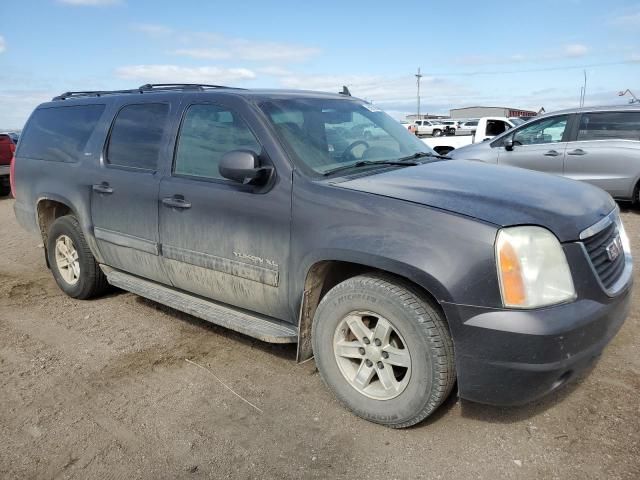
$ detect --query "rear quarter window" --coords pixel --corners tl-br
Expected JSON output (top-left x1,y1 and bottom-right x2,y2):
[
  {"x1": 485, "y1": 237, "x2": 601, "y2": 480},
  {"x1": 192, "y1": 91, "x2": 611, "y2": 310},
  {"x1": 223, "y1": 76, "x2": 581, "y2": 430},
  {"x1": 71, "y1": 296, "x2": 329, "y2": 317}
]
[
  {"x1": 18, "y1": 104, "x2": 105, "y2": 162},
  {"x1": 577, "y1": 111, "x2": 640, "y2": 141}
]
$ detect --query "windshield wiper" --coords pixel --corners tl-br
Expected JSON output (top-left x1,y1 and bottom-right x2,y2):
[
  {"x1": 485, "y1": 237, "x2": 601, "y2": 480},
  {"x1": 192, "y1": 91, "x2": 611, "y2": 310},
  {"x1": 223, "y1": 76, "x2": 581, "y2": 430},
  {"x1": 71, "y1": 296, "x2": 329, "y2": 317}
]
[
  {"x1": 322, "y1": 159, "x2": 418, "y2": 177},
  {"x1": 396, "y1": 151, "x2": 450, "y2": 161}
]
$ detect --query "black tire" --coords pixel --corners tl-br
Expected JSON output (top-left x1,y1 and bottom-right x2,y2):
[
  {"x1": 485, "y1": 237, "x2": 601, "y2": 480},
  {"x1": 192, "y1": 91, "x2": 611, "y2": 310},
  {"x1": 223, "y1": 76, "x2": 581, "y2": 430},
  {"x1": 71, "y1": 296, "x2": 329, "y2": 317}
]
[
  {"x1": 46, "y1": 215, "x2": 109, "y2": 299},
  {"x1": 312, "y1": 274, "x2": 456, "y2": 428},
  {"x1": 0, "y1": 181, "x2": 10, "y2": 197},
  {"x1": 432, "y1": 129, "x2": 442, "y2": 137}
]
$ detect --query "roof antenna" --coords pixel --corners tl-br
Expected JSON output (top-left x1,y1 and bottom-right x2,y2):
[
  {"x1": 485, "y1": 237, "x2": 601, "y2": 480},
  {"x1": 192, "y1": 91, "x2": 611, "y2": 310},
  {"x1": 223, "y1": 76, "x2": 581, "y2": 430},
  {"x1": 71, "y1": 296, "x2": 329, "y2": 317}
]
[{"x1": 339, "y1": 85, "x2": 351, "y2": 96}]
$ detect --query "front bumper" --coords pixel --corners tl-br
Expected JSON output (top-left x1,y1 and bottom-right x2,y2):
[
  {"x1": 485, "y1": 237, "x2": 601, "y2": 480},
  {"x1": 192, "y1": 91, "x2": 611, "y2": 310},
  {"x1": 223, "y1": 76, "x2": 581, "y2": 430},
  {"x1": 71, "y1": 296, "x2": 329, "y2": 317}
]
[{"x1": 442, "y1": 280, "x2": 632, "y2": 406}]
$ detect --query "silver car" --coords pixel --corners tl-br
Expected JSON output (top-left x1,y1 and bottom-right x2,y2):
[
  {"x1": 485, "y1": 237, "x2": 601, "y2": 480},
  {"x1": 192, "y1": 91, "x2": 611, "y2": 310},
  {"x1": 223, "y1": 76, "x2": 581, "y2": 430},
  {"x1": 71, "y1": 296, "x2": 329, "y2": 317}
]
[{"x1": 449, "y1": 105, "x2": 640, "y2": 202}]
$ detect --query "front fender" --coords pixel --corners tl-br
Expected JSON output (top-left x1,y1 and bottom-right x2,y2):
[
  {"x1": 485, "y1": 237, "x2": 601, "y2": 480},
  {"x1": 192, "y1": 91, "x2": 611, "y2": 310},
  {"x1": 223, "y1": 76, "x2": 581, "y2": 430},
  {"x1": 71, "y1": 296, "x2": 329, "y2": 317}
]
[{"x1": 290, "y1": 176, "x2": 502, "y2": 322}]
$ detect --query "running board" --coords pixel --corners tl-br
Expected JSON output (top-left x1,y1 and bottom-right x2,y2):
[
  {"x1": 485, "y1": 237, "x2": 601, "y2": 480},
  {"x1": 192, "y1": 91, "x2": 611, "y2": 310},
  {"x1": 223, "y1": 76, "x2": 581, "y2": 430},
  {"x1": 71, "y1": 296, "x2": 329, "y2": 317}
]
[{"x1": 102, "y1": 267, "x2": 298, "y2": 343}]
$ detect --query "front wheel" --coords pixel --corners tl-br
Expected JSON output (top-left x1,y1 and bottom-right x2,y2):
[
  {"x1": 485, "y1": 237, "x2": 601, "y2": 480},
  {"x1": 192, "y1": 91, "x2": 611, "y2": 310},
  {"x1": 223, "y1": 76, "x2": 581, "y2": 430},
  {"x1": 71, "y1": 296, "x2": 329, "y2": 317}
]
[{"x1": 312, "y1": 274, "x2": 456, "y2": 428}]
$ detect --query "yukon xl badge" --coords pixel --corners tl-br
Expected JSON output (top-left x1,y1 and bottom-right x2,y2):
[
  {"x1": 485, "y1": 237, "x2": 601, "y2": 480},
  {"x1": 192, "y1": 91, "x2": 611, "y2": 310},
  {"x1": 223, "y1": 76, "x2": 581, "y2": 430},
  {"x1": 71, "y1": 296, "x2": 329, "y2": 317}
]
[{"x1": 606, "y1": 235, "x2": 623, "y2": 262}]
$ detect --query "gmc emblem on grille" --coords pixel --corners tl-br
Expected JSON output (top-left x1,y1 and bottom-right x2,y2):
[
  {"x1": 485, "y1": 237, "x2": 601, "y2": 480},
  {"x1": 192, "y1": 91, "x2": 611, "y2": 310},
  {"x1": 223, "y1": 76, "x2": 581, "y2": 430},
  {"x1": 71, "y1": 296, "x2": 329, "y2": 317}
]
[{"x1": 606, "y1": 235, "x2": 623, "y2": 262}]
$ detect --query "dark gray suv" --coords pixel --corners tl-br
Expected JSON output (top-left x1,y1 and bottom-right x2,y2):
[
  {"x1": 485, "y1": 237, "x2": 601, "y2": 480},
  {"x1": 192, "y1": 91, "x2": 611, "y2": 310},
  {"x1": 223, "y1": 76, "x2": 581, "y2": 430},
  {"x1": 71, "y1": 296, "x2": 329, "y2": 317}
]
[{"x1": 13, "y1": 84, "x2": 633, "y2": 427}]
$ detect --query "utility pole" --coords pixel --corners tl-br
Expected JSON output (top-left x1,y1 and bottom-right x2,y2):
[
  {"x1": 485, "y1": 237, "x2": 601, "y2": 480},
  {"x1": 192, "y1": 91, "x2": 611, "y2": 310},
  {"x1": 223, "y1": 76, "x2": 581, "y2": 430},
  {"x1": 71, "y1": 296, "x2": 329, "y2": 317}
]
[
  {"x1": 618, "y1": 89, "x2": 640, "y2": 104},
  {"x1": 415, "y1": 68, "x2": 423, "y2": 118},
  {"x1": 579, "y1": 70, "x2": 587, "y2": 107}
]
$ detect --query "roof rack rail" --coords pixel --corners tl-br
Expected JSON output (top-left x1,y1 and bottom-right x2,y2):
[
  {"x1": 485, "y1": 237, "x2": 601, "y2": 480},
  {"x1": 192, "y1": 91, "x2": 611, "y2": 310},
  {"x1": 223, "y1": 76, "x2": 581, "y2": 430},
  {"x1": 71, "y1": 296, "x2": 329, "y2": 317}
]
[
  {"x1": 138, "y1": 83, "x2": 236, "y2": 91},
  {"x1": 52, "y1": 83, "x2": 244, "y2": 101},
  {"x1": 52, "y1": 88, "x2": 144, "y2": 101}
]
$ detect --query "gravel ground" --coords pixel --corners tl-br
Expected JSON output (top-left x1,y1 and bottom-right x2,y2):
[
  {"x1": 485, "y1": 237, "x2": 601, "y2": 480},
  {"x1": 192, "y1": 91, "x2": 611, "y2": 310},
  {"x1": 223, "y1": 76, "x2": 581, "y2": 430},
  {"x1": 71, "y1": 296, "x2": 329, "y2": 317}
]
[{"x1": 0, "y1": 196, "x2": 639, "y2": 480}]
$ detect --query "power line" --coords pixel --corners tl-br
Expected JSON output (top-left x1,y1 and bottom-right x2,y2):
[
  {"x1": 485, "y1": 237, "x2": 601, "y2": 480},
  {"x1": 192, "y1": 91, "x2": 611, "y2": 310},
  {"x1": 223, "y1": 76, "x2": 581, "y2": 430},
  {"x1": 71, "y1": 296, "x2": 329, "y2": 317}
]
[{"x1": 344, "y1": 60, "x2": 639, "y2": 92}]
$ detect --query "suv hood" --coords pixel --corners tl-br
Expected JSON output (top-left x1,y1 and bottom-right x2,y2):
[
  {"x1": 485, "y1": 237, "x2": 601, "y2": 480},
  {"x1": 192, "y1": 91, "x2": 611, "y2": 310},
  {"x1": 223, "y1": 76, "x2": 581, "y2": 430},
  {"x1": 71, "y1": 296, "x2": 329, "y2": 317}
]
[{"x1": 335, "y1": 160, "x2": 615, "y2": 242}]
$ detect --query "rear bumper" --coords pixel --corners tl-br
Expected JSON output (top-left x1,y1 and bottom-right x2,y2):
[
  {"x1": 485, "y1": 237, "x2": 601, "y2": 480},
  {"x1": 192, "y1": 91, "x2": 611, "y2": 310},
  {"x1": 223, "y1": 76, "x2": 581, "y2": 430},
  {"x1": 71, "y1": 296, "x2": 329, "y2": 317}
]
[
  {"x1": 442, "y1": 281, "x2": 632, "y2": 406},
  {"x1": 0, "y1": 165, "x2": 9, "y2": 177}
]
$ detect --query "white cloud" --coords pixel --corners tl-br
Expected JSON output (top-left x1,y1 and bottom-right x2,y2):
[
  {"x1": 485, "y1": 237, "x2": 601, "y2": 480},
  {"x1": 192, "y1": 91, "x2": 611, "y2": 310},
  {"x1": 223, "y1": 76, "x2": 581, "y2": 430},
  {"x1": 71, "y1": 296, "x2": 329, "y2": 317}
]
[
  {"x1": 134, "y1": 24, "x2": 320, "y2": 63},
  {"x1": 563, "y1": 43, "x2": 589, "y2": 58},
  {"x1": 276, "y1": 73, "x2": 474, "y2": 111},
  {"x1": 131, "y1": 23, "x2": 173, "y2": 36},
  {"x1": 610, "y1": 9, "x2": 640, "y2": 27},
  {"x1": 171, "y1": 41, "x2": 320, "y2": 63},
  {"x1": 456, "y1": 44, "x2": 589, "y2": 66},
  {"x1": 58, "y1": 0, "x2": 121, "y2": 5},
  {"x1": 226, "y1": 40, "x2": 320, "y2": 62},
  {"x1": 0, "y1": 90, "x2": 56, "y2": 130},
  {"x1": 256, "y1": 66, "x2": 292, "y2": 77},
  {"x1": 0, "y1": 36, "x2": 5, "y2": 54},
  {"x1": 169, "y1": 48, "x2": 230, "y2": 60},
  {"x1": 115, "y1": 65, "x2": 256, "y2": 84}
]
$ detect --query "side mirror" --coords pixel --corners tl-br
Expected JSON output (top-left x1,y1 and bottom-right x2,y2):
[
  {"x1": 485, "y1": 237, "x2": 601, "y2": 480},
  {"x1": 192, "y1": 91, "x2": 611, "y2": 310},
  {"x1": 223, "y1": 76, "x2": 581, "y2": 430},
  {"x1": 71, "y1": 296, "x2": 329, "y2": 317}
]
[
  {"x1": 219, "y1": 150, "x2": 273, "y2": 185},
  {"x1": 504, "y1": 137, "x2": 514, "y2": 151}
]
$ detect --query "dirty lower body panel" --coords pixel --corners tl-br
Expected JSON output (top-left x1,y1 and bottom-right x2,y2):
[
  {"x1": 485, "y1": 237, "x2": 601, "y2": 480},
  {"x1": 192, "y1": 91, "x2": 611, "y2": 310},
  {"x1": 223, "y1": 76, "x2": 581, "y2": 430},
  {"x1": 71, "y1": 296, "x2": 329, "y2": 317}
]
[{"x1": 101, "y1": 266, "x2": 298, "y2": 343}]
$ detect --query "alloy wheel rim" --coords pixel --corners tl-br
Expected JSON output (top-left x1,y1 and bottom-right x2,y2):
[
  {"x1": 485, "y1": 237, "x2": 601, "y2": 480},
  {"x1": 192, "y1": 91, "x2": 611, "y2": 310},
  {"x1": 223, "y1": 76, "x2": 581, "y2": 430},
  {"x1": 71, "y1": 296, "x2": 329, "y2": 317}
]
[
  {"x1": 54, "y1": 235, "x2": 80, "y2": 286},
  {"x1": 333, "y1": 311, "x2": 411, "y2": 400}
]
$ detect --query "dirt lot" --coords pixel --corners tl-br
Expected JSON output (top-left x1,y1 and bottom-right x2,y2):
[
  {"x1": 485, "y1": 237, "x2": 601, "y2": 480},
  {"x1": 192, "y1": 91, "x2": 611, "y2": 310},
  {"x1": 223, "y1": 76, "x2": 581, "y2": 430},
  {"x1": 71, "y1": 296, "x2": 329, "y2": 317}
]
[{"x1": 0, "y1": 196, "x2": 639, "y2": 480}]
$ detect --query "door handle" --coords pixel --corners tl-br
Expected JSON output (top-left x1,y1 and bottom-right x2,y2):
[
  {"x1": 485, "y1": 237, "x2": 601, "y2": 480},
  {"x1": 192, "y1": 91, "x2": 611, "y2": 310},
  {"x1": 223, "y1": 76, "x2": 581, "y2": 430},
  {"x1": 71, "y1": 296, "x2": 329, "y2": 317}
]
[
  {"x1": 567, "y1": 149, "x2": 586, "y2": 155},
  {"x1": 92, "y1": 183, "x2": 113, "y2": 194},
  {"x1": 162, "y1": 196, "x2": 192, "y2": 209},
  {"x1": 543, "y1": 150, "x2": 561, "y2": 157}
]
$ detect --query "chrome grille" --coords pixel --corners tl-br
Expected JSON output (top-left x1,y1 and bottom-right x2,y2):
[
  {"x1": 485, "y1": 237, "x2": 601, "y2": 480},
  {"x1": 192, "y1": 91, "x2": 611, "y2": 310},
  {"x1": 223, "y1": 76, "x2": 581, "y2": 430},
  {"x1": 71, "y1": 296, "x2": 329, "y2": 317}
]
[{"x1": 582, "y1": 221, "x2": 625, "y2": 290}]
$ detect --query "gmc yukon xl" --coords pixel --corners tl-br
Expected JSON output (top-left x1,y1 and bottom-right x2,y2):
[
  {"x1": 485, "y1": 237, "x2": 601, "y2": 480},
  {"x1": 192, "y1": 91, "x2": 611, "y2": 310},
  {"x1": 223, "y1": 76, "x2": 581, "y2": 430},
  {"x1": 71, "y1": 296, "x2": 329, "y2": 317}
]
[{"x1": 13, "y1": 84, "x2": 632, "y2": 428}]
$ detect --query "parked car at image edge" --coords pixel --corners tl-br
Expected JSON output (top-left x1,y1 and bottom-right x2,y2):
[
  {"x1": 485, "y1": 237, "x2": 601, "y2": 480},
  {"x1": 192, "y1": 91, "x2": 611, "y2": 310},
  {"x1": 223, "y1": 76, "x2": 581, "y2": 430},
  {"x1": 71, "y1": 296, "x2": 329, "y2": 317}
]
[
  {"x1": 12, "y1": 85, "x2": 633, "y2": 428},
  {"x1": 449, "y1": 105, "x2": 640, "y2": 203},
  {"x1": 0, "y1": 133, "x2": 17, "y2": 196}
]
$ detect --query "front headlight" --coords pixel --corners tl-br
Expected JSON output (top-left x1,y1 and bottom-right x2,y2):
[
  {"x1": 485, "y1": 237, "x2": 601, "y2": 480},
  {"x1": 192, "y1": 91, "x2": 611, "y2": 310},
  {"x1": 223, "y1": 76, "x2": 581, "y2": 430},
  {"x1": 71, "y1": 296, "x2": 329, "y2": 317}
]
[{"x1": 496, "y1": 226, "x2": 576, "y2": 308}]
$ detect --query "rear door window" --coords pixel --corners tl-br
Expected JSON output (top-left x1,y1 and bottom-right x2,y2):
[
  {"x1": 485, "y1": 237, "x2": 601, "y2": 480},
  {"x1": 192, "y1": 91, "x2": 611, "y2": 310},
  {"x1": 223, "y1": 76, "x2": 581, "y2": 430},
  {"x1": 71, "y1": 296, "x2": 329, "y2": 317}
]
[
  {"x1": 173, "y1": 104, "x2": 261, "y2": 180},
  {"x1": 577, "y1": 112, "x2": 640, "y2": 141},
  {"x1": 18, "y1": 105, "x2": 105, "y2": 162},
  {"x1": 106, "y1": 103, "x2": 169, "y2": 171}
]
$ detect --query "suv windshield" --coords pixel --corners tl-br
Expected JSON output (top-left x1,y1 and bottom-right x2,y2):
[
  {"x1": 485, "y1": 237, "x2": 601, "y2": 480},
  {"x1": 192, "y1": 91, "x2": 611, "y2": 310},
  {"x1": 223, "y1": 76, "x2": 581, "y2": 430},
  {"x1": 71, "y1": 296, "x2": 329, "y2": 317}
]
[{"x1": 259, "y1": 98, "x2": 435, "y2": 175}]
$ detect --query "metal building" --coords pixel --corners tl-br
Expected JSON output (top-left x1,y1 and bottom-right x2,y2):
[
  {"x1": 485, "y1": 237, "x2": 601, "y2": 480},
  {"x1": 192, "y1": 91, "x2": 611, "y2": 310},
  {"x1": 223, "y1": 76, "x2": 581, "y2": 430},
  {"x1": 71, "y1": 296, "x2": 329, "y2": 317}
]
[{"x1": 449, "y1": 106, "x2": 538, "y2": 119}]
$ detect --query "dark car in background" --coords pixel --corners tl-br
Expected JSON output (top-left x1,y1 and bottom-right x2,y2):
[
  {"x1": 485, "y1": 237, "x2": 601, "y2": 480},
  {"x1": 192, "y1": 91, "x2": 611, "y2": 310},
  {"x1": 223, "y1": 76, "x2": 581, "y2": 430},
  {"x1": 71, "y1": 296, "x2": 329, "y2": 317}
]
[
  {"x1": 12, "y1": 85, "x2": 633, "y2": 428},
  {"x1": 0, "y1": 133, "x2": 17, "y2": 196},
  {"x1": 450, "y1": 106, "x2": 640, "y2": 203}
]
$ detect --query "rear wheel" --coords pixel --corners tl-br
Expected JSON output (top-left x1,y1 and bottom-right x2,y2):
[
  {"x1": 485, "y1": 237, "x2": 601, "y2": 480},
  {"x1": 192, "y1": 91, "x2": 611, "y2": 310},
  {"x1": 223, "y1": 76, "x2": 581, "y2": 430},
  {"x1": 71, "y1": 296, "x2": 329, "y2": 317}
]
[
  {"x1": 312, "y1": 274, "x2": 456, "y2": 428},
  {"x1": 47, "y1": 215, "x2": 109, "y2": 299},
  {"x1": 432, "y1": 129, "x2": 442, "y2": 137}
]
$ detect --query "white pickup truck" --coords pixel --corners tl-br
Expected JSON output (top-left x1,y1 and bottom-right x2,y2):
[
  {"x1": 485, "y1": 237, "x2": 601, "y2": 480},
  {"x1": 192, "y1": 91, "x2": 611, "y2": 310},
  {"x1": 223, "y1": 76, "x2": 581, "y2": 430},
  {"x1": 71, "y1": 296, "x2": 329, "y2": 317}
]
[
  {"x1": 422, "y1": 117, "x2": 515, "y2": 155},
  {"x1": 413, "y1": 119, "x2": 446, "y2": 137}
]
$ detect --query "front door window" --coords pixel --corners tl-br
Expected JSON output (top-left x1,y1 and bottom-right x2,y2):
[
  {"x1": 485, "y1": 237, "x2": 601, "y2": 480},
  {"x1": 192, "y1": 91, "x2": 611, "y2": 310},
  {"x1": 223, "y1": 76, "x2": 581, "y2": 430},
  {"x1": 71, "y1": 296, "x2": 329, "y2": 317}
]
[{"x1": 513, "y1": 116, "x2": 569, "y2": 146}]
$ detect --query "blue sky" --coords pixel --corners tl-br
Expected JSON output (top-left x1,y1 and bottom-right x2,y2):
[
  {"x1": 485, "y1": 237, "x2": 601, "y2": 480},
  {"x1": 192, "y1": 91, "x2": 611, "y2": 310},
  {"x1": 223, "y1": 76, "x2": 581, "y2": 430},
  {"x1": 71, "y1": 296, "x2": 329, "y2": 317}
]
[{"x1": 0, "y1": 0, "x2": 639, "y2": 128}]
